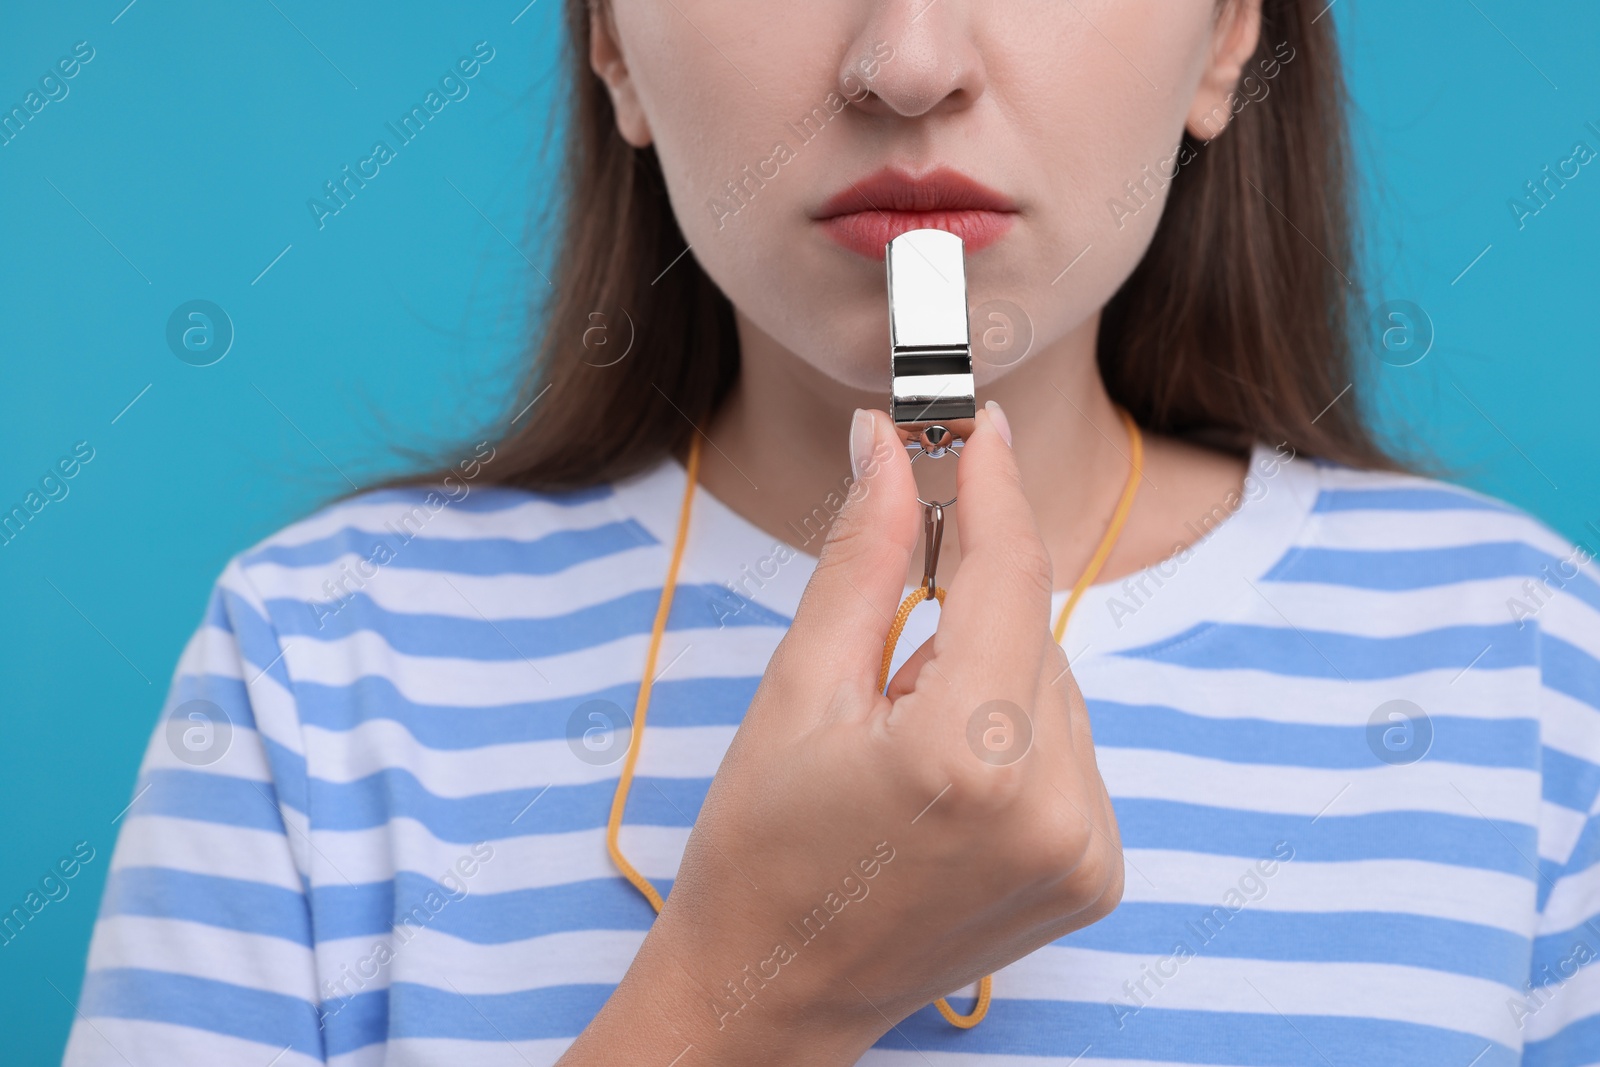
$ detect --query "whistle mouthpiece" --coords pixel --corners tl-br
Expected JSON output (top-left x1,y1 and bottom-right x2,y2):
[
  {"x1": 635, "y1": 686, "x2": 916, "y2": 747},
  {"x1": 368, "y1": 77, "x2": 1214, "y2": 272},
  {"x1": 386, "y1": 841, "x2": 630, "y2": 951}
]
[{"x1": 886, "y1": 228, "x2": 975, "y2": 452}]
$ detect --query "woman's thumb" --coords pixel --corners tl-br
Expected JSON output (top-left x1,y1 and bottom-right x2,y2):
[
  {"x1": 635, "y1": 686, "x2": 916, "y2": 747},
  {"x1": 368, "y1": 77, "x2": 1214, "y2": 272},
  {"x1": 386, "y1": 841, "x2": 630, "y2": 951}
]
[{"x1": 778, "y1": 409, "x2": 922, "y2": 697}]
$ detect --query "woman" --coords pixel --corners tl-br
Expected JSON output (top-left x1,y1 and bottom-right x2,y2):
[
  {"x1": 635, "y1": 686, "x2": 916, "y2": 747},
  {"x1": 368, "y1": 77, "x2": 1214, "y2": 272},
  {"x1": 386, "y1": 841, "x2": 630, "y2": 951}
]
[{"x1": 66, "y1": 0, "x2": 1599, "y2": 1064}]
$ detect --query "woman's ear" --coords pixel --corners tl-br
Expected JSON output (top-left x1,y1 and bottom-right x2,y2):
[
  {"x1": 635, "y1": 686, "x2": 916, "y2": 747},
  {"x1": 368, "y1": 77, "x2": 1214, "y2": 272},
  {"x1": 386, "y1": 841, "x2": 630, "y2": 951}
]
[
  {"x1": 1185, "y1": 0, "x2": 1264, "y2": 142},
  {"x1": 590, "y1": 2, "x2": 652, "y2": 147}
]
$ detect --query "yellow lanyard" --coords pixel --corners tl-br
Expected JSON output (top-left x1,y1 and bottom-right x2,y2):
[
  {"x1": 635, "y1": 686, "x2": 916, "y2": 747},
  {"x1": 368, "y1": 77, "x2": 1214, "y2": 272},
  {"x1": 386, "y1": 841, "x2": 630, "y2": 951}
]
[{"x1": 606, "y1": 408, "x2": 1145, "y2": 1030}]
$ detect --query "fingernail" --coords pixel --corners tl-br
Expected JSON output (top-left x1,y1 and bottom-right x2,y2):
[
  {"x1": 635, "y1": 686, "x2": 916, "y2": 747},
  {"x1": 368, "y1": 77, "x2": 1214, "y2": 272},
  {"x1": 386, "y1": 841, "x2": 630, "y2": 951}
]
[
  {"x1": 849, "y1": 408, "x2": 874, "y2": 480},
  {"x1": 985, "y1": 400, "x2": 1013, "y2": 448}
]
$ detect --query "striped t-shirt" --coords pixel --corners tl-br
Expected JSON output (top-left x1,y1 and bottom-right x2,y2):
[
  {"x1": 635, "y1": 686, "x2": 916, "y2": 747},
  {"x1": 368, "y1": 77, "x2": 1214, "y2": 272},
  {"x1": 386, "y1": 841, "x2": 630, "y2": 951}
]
[{"x1": 65, "y1": 442, "x2": 1600, "y2": 1065}]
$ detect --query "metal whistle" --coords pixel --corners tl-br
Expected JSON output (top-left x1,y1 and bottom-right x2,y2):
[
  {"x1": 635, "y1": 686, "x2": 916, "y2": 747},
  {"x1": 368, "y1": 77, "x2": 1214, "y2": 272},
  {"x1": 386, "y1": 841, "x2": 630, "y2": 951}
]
[
  {"x1": 886, "y1": 228, "x2": 975, "y2": 453},
  {"x1": 885, "y1": 228, "x2": 973, "y2": 598}
]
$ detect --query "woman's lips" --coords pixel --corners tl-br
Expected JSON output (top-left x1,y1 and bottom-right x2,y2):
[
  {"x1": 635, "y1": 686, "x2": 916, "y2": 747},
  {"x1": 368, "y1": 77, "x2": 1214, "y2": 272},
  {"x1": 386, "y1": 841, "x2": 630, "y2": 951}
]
[
  {"x1": 813, "y1": 167, "x2": 1018, "y2": 260},
  {"x1": 818, "y1": 210, "x2": 1016, "y2": 260}
]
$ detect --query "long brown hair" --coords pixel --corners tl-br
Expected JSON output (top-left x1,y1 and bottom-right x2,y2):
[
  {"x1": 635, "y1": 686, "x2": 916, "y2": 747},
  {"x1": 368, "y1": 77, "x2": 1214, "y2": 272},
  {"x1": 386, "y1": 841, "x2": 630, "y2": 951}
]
[{"x1": 391, "y1": 0, "x2": 1395, "y2": 496}]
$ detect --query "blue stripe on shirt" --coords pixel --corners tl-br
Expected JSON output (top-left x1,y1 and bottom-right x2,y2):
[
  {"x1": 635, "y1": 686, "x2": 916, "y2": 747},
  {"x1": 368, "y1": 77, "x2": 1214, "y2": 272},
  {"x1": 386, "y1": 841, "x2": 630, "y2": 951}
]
[
  {"x1": 242, "y1": 521, "x2": 655, "y2": 575},
  {"x1": 1121, "y1": 622, "x2": 1535, "y2": 678},
  {"x1": 80, "y1": 968, "x2": 324, "y2": 1058}
]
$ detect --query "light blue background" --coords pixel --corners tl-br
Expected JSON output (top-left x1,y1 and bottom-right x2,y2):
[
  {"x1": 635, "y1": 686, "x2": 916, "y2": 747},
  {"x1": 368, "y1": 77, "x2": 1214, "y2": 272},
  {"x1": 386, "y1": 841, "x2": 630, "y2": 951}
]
[{"x1": 1, "y1": 2, "x2": 1595, "y2": 1061}]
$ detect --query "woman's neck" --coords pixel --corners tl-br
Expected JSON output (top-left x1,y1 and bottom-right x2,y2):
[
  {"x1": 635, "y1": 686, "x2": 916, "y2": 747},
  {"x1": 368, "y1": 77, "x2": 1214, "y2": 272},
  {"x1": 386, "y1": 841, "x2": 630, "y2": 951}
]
[{"x1": 698, "y1": 312, "x2": 1249, "y2": 594}]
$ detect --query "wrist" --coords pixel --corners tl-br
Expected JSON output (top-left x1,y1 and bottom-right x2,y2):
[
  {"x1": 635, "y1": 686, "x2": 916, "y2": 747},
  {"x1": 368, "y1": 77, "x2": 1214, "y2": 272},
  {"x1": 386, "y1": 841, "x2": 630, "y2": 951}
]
[{"x1": 563, "y1": 911, "x2": 888, "y2": 1067}]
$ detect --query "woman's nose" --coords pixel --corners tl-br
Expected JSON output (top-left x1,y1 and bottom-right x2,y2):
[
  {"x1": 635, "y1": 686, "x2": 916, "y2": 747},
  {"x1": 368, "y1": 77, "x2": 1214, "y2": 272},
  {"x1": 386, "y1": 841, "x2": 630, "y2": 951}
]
[{"x1": 842, "y1": 0, "x2": 988, "y2": 119}]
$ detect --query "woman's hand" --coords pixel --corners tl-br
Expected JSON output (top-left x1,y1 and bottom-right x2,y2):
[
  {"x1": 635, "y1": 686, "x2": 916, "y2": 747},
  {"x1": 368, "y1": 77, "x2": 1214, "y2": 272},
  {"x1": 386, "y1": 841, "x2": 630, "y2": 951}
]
[{"x1": 560, "y1": 405, "x2": 1124, "y2": 1066}]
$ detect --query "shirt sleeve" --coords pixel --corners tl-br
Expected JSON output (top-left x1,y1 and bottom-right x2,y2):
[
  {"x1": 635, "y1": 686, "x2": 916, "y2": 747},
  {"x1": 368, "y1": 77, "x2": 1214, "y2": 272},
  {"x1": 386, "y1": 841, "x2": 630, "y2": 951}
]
[
  {"x1": 1521, "y1": 555, "x2": 1600, "y2": 1065},
  {"x1": 63, "y1": 558, "x2": 327, "y2": 1066}
]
